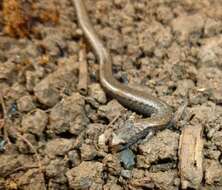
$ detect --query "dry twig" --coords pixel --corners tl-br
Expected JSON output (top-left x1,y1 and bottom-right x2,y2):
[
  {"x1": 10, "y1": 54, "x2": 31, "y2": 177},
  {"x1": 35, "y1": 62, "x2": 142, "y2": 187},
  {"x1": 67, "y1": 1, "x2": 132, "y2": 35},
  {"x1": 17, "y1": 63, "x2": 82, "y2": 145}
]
[
  {"x1": 77, "y1": 41, "x2": 88, "y2": 95},
  {"x1": 179, "y1": 124, "x2": 203, "y2": 189},
  {"x1": 4, "y1": 164, "x2": 39, "y2": 177}
]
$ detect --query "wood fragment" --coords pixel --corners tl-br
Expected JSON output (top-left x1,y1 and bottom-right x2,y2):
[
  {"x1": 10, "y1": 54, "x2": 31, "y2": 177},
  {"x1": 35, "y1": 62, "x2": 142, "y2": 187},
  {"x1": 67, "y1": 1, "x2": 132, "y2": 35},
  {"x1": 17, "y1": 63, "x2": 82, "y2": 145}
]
[
  {"x1": 107, "y1": 108, "x2": 124, "y2": 128},
  {"x1": 77, "y1": 42, "x2": 88, "y2": 95},
  {"x1": 179, "y1": 124, "x2": 203, "y2": 189}
]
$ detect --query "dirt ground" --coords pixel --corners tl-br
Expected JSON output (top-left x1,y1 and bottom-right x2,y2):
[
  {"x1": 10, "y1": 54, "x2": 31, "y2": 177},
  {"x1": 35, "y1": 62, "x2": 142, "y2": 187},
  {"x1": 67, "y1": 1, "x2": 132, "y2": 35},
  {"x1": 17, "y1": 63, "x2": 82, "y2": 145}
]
[{"x1": 0, "y1": 0, "x2": 222, "y2": 189}]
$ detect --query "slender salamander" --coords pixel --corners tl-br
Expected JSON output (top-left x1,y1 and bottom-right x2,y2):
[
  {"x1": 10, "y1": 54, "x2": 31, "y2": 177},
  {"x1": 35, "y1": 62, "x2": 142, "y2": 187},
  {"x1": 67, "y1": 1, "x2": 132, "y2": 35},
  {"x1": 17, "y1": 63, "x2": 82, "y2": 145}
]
[{"x1": 73, "y1": 0, "x2": 174, "y2": 148}]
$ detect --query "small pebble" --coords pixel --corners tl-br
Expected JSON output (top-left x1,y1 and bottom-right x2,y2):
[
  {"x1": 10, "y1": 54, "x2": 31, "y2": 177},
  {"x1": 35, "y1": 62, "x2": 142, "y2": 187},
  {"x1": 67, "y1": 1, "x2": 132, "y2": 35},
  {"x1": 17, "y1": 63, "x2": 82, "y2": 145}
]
[
  {"x1": 0, "y1": 138, "x2": 5, "y2": 152},
  {"x1": 119, "y1": 148, "x2": 135, "y2": 170},
  {"x1": 121, "y1": 169, "x2": 132, "y2": 179}
]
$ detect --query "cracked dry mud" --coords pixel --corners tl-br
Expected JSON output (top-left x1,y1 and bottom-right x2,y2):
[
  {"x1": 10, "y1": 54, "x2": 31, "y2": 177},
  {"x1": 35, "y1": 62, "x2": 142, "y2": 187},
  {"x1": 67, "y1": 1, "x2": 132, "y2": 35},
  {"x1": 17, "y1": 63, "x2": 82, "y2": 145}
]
[{"x1": 0, "y1": 0, "x2": 222, "y2": 189}]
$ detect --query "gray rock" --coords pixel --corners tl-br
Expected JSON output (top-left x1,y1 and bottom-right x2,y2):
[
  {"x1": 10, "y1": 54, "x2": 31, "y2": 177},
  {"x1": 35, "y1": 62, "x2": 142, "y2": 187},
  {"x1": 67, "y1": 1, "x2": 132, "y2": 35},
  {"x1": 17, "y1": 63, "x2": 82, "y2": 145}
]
[
  {"x1": 121, "y1": 169, "x2": 132, "y2": 179},
  {"x1": 119, "y1": 149, "x2": 135, "y2": 170}
]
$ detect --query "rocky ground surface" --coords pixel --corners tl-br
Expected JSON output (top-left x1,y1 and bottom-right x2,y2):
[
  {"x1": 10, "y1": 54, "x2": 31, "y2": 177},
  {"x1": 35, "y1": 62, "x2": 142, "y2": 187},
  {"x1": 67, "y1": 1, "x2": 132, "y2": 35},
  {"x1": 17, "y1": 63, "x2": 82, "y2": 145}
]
[{"x1": 0, "y1": 0, "x2": 222, "y2": 189}]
